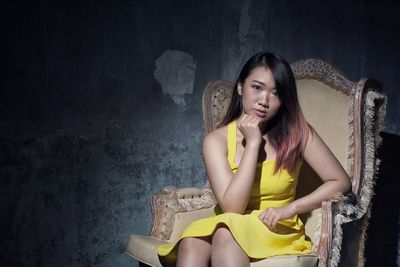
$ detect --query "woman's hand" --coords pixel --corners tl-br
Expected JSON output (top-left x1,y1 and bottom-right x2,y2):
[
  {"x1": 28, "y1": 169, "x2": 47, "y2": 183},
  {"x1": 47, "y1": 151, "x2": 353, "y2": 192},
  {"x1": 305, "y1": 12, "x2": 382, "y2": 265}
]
[
  {"x1": 237, "y1": 114, "x2": 262, "y2": 145},
  {"x1": 258, "y1": 204, "x2": 297, "y2": 231}
]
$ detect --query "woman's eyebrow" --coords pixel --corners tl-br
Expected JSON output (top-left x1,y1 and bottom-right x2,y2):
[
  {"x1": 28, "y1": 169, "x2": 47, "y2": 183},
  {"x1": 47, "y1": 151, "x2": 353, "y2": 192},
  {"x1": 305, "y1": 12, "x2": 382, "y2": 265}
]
[{"x1": 252, "y1": 80, "x2": 266, "y2": 85}]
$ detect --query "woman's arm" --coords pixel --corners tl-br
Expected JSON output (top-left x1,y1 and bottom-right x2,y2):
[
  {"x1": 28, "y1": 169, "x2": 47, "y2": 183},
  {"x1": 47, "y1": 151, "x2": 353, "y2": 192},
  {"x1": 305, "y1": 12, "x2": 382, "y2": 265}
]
[
  {"x1": 259, "y1": 129, "x2": 352, "y2": 230},
  {"x1": 290, "y1": 129, "x2": 352, "y2": 213},
  {"x1": 203, "y1": 115, "x2": 262, "y2": 214}
]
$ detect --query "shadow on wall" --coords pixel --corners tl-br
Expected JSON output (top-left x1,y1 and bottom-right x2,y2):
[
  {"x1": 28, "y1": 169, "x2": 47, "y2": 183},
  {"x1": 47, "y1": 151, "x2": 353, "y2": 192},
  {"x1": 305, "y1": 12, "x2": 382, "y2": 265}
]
[{"x1": 365, "y1": 132, "x2": 400, "y2": 267}]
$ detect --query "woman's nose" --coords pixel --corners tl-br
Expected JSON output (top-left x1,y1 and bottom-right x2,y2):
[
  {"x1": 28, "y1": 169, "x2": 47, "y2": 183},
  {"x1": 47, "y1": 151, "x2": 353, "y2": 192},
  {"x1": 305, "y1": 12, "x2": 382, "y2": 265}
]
[{"x1": 258, "y1": 92, "x2": 269, "y2": 108}]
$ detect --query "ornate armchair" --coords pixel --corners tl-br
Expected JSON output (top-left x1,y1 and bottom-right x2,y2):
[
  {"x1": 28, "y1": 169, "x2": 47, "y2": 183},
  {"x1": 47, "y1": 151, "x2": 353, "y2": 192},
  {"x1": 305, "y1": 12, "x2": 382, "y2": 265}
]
[{"x1": 126, "y1": 59, "x2": 386, "y2": 267}]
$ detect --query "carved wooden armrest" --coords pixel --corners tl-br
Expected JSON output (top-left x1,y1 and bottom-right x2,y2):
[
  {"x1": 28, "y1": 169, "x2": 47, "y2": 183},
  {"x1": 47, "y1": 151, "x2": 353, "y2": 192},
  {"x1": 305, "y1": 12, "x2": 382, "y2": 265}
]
[
  {"x1": 148, "y1": 185, "x2": 216, "y2": 240},
  {"x1": 317, "y1": 193, "x2": 356, "y2": 267},
  {"x1": 175, "y1": 187, "x2": 203, "y2": 198},
  {"x1": 316, "y1": 200, "x2": 336, "y2": 267}
]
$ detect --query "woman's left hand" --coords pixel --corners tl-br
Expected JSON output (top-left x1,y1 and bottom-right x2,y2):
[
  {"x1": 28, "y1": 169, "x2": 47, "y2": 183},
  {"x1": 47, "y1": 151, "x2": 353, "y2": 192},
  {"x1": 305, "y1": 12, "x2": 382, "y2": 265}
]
[{"x1": 258, "y1": 204, "x2": 297, "y2": 231}]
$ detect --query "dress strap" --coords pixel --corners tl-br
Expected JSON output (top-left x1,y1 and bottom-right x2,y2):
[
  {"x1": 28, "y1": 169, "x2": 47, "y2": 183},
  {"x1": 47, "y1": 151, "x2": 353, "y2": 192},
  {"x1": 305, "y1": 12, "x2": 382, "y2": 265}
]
[{"x1": 227, "y1": 120, "x2": 237, "y2": 167}]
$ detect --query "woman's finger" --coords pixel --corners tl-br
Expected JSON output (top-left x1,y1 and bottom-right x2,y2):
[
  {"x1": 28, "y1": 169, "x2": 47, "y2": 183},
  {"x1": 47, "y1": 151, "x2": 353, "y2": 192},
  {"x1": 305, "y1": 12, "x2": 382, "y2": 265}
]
[
  {"x1": 258, "y1": 211, "x2": 265, "y2": 221},
  {"x1": 271, "y1": 217, "x2": 279, "y2": 229}
]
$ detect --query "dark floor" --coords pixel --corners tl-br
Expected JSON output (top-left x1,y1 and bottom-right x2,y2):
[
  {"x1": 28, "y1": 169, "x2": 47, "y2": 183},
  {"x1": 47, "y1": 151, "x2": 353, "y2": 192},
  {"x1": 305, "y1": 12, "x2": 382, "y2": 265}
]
[{"x1": 365, "y1": 132, "x2": 400, "y2": 267}]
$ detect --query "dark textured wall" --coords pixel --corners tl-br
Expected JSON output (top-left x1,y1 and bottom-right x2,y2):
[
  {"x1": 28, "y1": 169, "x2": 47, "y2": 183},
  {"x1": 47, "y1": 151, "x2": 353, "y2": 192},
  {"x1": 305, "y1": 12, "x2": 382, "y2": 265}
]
[{"x1": 1, "y1": 1, "x2": 399, "y2": 266}]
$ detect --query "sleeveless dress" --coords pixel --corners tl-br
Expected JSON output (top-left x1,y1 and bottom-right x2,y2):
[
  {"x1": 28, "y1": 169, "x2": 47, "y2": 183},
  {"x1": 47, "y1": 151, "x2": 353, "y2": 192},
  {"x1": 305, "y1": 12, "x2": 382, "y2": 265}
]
[{"x1": 157, "y1": 120, "x2": 311, "y2": 263}]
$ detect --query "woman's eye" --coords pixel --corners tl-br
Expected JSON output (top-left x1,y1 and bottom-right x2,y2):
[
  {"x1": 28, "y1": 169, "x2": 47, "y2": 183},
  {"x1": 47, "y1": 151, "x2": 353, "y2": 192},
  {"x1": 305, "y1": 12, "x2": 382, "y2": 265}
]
[
  {"x1": 271, "y1": 90, "x2": 278, "y2": 96},
  {"x1": 252, "y1": 85, "x2": 261, "y2": 90}
]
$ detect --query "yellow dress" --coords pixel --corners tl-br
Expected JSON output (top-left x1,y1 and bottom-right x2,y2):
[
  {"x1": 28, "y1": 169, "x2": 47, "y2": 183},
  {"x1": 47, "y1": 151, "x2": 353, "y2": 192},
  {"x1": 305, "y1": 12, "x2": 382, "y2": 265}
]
[{"x1": 157, "y1": 120, "x2": 311, "y2": 263}]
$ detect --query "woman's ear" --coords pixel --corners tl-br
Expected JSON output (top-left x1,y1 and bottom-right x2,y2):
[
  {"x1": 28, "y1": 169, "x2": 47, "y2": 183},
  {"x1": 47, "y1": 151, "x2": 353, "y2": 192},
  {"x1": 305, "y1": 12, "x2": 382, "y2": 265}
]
[{"x1": 237, "y1": 82, "x2": 243, "y2": 95}]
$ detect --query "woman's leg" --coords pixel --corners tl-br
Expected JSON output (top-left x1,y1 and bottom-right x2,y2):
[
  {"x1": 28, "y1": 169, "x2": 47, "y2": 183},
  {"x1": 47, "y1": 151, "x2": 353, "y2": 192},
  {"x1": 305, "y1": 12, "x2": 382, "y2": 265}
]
[
  {"x1": 176, "y1": 236, "x2": 212, "y2": 267},
  {"x1": 211, "y1": 226, "x2": 250, "y2": 267}
]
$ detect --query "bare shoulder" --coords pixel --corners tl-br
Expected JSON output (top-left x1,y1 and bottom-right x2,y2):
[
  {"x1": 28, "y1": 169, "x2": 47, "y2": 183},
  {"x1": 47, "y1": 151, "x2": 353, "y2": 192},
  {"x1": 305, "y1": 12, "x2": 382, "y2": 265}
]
[
  {"x1": 304, "y1": 125, "x2": 324, "y2": 148},
  {"x1": 203, "y1": 125, "x2": 228, "y2": 154}
]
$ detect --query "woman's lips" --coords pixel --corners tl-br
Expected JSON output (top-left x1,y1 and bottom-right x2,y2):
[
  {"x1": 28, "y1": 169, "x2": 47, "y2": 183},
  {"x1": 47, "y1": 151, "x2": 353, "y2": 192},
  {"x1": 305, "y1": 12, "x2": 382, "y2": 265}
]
[{"x1": 255, "y1": 109, "x2": 267, "y2": 118}]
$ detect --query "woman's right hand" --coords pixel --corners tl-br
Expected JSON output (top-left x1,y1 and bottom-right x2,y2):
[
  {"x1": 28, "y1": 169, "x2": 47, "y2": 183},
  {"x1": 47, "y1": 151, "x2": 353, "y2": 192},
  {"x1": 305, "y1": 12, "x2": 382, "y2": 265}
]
[{"x1": 237, "y1": 114, "x2": 262, "y2": 146}]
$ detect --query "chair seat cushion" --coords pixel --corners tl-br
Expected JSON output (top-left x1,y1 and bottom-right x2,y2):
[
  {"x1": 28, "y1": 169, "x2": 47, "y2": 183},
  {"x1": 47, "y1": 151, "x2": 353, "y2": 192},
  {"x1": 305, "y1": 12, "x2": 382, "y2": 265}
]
[
  {"x1": 126, "y1": 234, "x2": 318, "y2": 267},
  {"x1": 251, "y1": 254, "x2": 318, "y2": 267},
  {"x1": 126, "y1": 234, "x2": 168, "y2": 267}
]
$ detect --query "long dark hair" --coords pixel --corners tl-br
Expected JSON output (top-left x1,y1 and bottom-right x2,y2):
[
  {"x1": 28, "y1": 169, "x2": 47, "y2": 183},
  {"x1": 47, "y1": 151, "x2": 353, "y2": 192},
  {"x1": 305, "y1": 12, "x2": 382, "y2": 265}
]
[{"x1": 219, "y1": 52, "x2": 310, "y2": 174}]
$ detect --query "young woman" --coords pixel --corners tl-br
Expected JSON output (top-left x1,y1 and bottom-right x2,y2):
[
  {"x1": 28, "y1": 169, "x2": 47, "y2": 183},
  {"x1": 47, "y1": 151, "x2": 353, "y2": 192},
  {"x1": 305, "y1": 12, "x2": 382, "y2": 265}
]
[{"x1": 157, "y1": 52, "x2": 351, "y2": 267}]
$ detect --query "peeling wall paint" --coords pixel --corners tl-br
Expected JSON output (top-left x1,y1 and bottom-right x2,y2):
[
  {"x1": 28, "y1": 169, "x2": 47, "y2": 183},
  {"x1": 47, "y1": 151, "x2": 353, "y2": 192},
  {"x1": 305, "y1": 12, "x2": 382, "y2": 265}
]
[{"x1": 154, "y1": 50, "x2": 196, "y2": 109}]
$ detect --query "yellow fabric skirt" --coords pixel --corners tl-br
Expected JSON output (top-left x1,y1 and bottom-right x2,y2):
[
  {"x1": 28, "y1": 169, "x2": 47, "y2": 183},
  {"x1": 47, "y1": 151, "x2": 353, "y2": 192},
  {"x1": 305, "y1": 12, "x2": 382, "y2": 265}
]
[{"x1": 157, "y1": 209, "x2": 311, "y2": 262}]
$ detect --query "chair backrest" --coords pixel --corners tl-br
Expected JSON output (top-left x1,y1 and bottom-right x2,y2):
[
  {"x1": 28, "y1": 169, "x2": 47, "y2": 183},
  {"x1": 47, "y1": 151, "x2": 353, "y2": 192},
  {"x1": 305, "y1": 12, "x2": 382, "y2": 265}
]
[
  {"x1": 291, "y1": 59, "x2": 357, "y2": 252},
  {"x1": 202, "y1": 59, "x2": 384, "y2": 257}
]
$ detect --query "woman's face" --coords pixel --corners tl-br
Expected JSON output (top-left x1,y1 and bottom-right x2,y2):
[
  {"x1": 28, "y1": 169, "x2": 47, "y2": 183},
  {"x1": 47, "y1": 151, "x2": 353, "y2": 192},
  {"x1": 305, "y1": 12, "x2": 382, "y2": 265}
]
[{"x1": 238, "y1": 66, "x2": 281, "y2": 123}]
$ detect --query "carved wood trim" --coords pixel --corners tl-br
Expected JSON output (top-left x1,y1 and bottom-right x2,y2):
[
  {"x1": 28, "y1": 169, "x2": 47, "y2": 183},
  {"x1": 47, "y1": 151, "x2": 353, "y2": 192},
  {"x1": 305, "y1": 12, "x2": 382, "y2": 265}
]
[
  {"x1": 291, "y1": 59, "x2": 355, "y2": 96},
  {"x1": 148, "y1": 186, "x2": 216, "y2": 240},
  {"x1": 352, "y1": 79, "x2": 366, "y2": 196},
  {"x1": 202, "y1": 80, "x2": 234, "y2": 134},
  {"x1": 317, "y1": 200, "x2": 336, "y2": 267},
  {"x1": 149, "y1": 189, "x2": 179, "y2": 240}
]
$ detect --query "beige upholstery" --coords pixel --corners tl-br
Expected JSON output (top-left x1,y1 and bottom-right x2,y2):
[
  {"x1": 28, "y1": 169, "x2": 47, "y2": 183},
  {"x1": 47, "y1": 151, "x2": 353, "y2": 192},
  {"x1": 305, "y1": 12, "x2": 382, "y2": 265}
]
[
  {"x1": 126, "y1": 235, "x2": 167, "y2": 267},
  {"x1": 126, "y1": 59, "x2": 386, "y2": 267},
  {"x1": 297, "y1": 79, "x2": 349, "y2": 169}
]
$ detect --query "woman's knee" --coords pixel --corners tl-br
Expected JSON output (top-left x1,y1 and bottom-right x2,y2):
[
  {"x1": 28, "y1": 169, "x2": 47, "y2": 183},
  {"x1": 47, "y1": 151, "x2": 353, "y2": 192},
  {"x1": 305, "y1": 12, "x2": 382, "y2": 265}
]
[
  {"x1": 212, "y1": 226, "x2": 236, "y2": 247},
  {"x1": 178, "y1": 237, "x2": 195, "y2": 255},
  {"x1": 177, "y1": 237, "x2": 211, "y2": 267},
  {"x1": 178, "y1": 237, "x2": 211, "y2": 256},
  {"x1": 211, "y1": 227, "x2": 249, "y2": 265}
]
